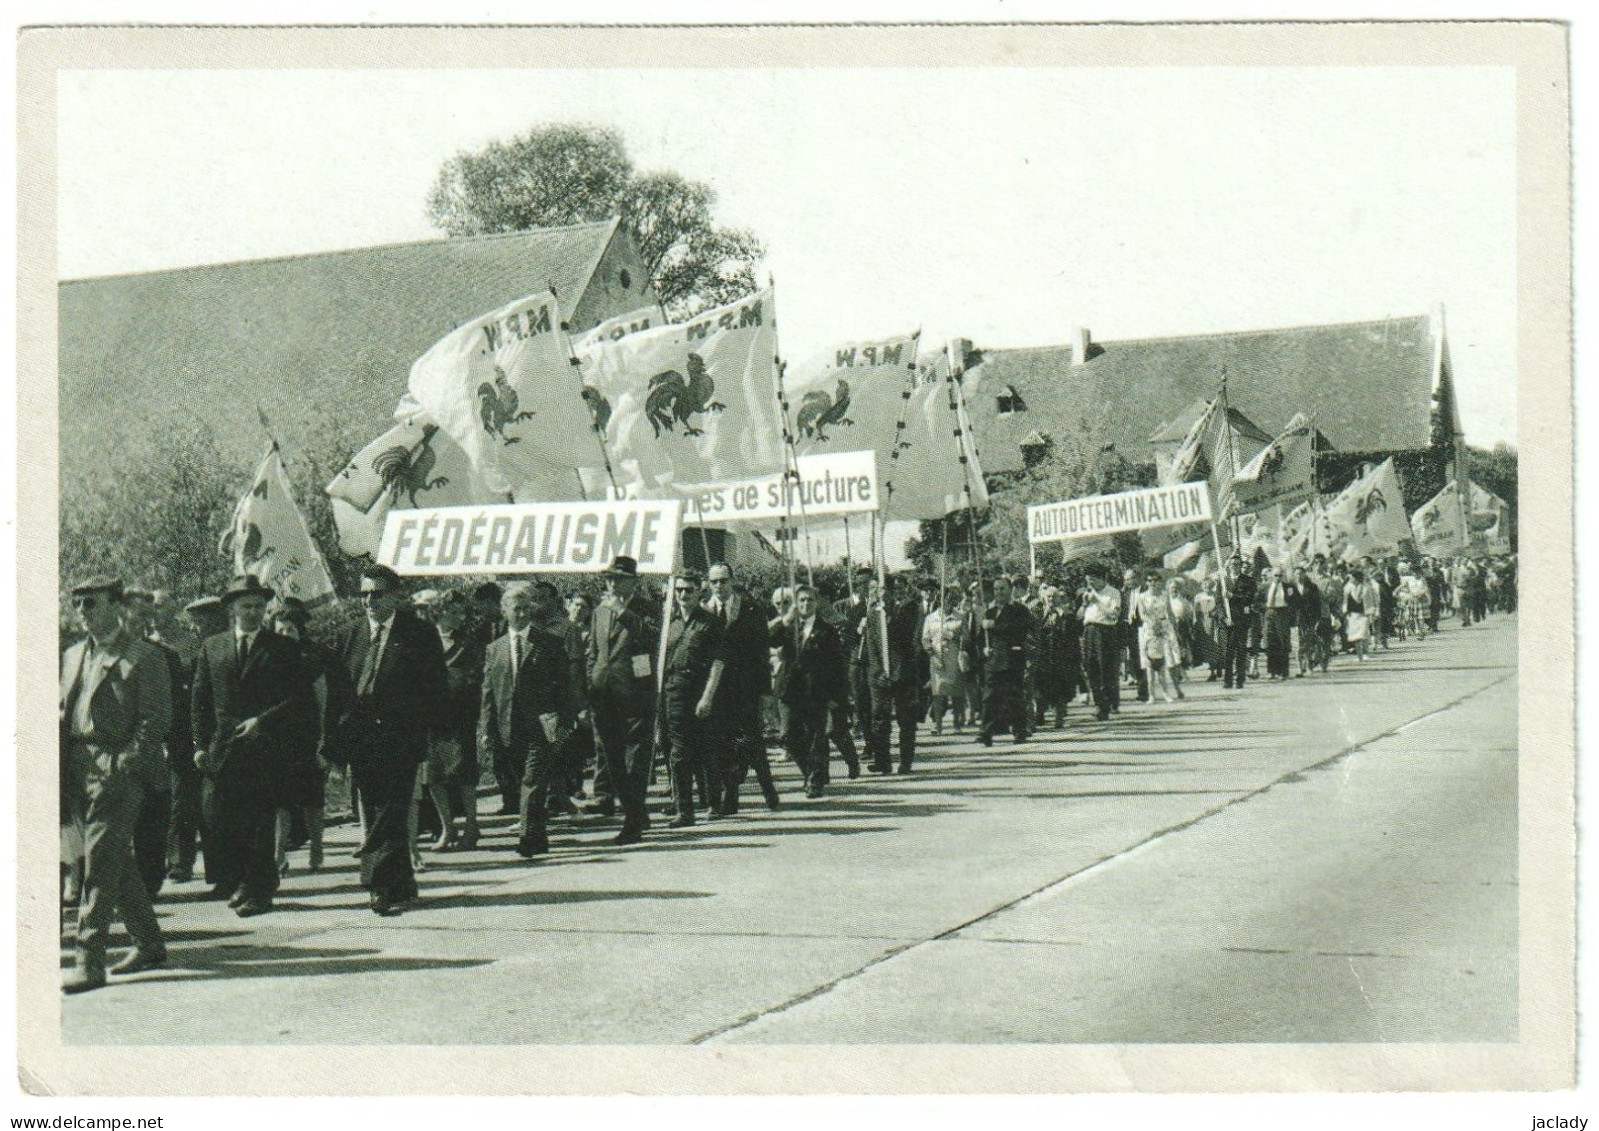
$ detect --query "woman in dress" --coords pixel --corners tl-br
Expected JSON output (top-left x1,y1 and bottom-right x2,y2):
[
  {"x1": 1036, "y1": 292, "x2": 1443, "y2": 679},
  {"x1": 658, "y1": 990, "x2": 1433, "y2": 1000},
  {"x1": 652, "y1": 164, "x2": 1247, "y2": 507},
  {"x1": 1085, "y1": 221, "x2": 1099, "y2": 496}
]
[
  {"x1": 1134, "y1": 573, "x2": 1185, "y2": 703},
  {"x1": 921, "y1": 587, "x2": 970, "y2": 735},
  {"x1": 1343, "y1": 568, "x2": 1373, "y2": 662},
  {"x1": 413, "y1": 590, "x2": 484, "y2": 854},
  {"x1": 268, "y1": 597, "x2": 330, "y2": 874}
]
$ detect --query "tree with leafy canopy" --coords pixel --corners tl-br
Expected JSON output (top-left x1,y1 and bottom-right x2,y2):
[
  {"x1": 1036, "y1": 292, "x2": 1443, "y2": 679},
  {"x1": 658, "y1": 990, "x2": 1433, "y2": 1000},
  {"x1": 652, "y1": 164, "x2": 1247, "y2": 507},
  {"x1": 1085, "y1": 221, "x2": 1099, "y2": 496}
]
[{"x1": 426, "y1": 123, "x2": 764, "y2": 319}]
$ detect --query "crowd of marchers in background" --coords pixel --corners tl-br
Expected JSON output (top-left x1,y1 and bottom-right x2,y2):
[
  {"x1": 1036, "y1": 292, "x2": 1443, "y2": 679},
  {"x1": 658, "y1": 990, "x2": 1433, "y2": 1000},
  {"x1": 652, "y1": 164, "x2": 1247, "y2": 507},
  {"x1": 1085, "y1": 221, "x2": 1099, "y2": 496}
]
[{"x1": 58, "y1": 547, "x2": 1515, "y2": 994}]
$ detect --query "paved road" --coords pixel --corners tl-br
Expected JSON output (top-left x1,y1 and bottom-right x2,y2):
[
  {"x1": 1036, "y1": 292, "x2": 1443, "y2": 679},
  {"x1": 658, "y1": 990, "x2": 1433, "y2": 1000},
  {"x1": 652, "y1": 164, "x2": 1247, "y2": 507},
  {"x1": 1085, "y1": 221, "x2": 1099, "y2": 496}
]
[{"x1": 62, "y1": 615, "x2": 1517, "y2": 1045}]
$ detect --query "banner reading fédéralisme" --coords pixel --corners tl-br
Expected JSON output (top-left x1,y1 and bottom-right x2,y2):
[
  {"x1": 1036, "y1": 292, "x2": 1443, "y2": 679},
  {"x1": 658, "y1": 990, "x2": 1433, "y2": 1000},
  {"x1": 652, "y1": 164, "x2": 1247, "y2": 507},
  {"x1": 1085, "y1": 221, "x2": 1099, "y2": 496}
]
[{"x1": 378, "y1": 499, "x2": 682, "y2": 576}]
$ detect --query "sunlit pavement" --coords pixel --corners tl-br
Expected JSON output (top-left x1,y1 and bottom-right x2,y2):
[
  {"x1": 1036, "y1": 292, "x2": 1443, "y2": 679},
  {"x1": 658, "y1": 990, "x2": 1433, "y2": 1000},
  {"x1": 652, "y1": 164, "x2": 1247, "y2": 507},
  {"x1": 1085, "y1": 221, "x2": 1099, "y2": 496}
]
[{"x1": 62, "y1": 615, "x2": 1517, "y2": 1045}]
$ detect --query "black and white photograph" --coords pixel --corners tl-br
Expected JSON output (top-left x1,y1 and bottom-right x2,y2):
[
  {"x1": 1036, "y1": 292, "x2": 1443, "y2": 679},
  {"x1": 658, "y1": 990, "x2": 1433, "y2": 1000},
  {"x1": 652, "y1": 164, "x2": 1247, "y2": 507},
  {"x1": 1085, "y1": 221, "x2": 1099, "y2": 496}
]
[{"x1": 11, "y1": 15, "x2": 1575, "y2": 1112}]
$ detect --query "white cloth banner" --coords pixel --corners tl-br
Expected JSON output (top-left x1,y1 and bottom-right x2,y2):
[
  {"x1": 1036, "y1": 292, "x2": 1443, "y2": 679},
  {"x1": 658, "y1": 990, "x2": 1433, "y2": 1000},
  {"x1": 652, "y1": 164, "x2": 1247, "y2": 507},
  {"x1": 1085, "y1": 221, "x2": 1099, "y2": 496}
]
[
  {"x1": 378, "y1": 499, "x2": 683, "y2": 576},
  {"x1": 225, "y1": 445, "x2": 336, "y2": 602},
  {"x1": 1030, "y1": 482, "x2": 1214, "y2": 543},
  {"x1": 678, "y1": 450, "x2": 879, "y2": 524}
]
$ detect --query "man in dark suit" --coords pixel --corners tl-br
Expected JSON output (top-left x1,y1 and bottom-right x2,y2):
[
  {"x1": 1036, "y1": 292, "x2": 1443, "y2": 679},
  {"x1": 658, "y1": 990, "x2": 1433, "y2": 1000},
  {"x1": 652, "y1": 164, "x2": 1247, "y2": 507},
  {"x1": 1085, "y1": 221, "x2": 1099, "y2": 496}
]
[
  {"x1": 587, "y1": 556, "x2": 662, "y2": 846},
  {"x1": 972, "y1": 575, "x2": 1034, "y2": 746},
  {"x1": 864, "y1": 575, "x2": 927, "y2": 774},
  {"x1": 121, "y1": 587, "x2": 178, "y2": 898},
  {"x1": 657, "y1": 571, "x2": 726, "y2": 828},
  {"x1": 1220, "y1": 557, "x2": 1257, "y2": 689},
  {"x1": 169, "y1": 596, "x2": 226, "y2": 885},
  {"x1": 772, "y1": 584, "x2": 847, "y2": 798},
  {"x1": 836, "y1": 566, "x2": 875, "y2": 744},
  {"x1": 479, "y1": 582, "x2": 578, "y2": 857},
  {"x1": 190, "y1": 575, "x2": 309, "y2": 918},
  {"x1": 704, "y1": 563, "x2": 780, "y2": 815},
  {"x1": 60, "y1": 577, "x2": 172, "y2": 993},
  {"x1": 326, "y1": 564, "x2": 446, "y2": 915}
]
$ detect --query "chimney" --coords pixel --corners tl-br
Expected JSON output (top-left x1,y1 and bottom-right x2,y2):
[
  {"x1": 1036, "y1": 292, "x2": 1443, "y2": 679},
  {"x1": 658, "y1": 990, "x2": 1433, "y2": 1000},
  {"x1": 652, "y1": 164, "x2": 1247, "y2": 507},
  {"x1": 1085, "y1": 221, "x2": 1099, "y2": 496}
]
[
  {"x1": 946, "y1": 338, "x2": 972, "y2": 376},
  {"x1": 1071, "y1": 326, "x2": 1091, "y2": 365}
]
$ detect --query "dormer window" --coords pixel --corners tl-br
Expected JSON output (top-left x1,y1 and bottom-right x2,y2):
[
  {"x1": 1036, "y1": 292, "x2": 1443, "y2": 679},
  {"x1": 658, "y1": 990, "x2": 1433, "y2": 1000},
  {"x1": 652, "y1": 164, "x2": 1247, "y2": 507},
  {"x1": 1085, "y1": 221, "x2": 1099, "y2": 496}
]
[{"x1": 996, "y1": 385, "x2": 1028, "y2": 415}]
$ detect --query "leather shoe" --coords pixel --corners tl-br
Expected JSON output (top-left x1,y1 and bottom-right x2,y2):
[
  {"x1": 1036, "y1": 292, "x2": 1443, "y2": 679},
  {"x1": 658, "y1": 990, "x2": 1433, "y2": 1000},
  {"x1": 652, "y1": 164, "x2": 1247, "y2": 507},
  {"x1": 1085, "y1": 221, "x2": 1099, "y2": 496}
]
[
  {"x1": 583, "y1": 799, "x2": 617, "y2": 817},
  {"x1": 612, "y1": 827, "x2": 644, "y2": 846},
  {"x1": 866, "y1": 764, "x2": 887, "y2": 774},
  {"x1": 666, "y1": 815, "x2": 695, "y2": 829},
  {"x1": 979, "y1": 733, "x2": 993, "y2": 747},
  {"x1": 234, "y1": 899, "x2": 272, "y2": 918},
  {"x1": 515, "y1": 840, "x2": 549, "y2": 858},
  {"x1": 227, "y1": 888, "x2": 250, "y2": 909},
  {"x1": 846, "y1": 764, "x2": 861, "y2": 779},
  {"x1": 895, "y1": 765, "x2": 912, "y2": 775},
  {"x1": 110, "y1": 947, "x2": 168, "y2": 976},
  {"x1": 804, "y1": 785, "x2": 825, "y2": 799},
  {"x1": 62, "y1": 968, "x2": 106, "y2": 995},
  {"x1": 371, "y1": 895, "x2": 403, "y2": 917},
  {"x1": 202, "y1": 884, "x2": 235, "y2": 902},
  {"x1": 166, "y1": 867, "x2": 193, "y2": 884}
]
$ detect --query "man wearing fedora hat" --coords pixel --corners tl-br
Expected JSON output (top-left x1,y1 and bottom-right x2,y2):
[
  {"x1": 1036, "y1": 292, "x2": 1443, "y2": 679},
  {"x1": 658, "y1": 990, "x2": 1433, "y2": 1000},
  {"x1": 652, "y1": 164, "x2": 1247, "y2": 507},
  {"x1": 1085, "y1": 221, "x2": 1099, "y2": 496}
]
[
  {"x1": 60, "y1": 576, "x2": 173, "y2": 992},
  {"x1": 587, "y1": 555, "x2": 662, "y2": 845},
  {"x1": 191, "y1": 575, "x2": 311, "y2": 918}
]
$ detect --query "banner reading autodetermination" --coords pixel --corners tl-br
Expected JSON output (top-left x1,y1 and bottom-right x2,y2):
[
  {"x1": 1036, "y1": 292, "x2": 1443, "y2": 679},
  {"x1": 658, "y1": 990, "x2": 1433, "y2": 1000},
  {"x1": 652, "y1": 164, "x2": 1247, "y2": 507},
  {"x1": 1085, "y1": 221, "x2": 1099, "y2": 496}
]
[
  {"x1": 1029, "y1": 482, "x2": 1213, "y2": 543},
  {"x1": 378, "y1": 499, "x2": 682, "y2": 576},
  {"x1": 679, "y1": 450, "x2": 879, "y2": 524}
]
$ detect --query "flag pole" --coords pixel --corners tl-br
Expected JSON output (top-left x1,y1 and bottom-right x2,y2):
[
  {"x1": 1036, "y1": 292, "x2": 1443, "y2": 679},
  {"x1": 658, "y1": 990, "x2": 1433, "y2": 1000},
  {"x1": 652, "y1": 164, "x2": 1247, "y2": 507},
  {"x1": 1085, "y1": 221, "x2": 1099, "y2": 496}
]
[
  {"x1": 945, "y1": 343, "x2": 990, "y2": 654},
  {"x1": 559, "y1": 316, "x2": 623, "y2": 500},
  {"x1": 843, "y1": 515, "x2": 857, "y2": 599},
  {"x1": 873, "y1": 510, "x2": 891, "y2": 665},
  {"x1": 692, "y1": 495, "x2": 716, "y2": 572},
  {"x1": 1219, "y1": 370, "x2": 1243, "y2": 551}
]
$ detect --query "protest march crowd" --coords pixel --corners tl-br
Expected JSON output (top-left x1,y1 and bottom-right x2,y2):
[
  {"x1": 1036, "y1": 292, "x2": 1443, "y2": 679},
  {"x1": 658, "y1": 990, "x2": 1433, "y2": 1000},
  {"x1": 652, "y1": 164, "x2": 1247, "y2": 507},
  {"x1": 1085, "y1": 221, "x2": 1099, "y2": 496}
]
[{"x1": 59, "y1": 544, "x2": 1516, "y2": 994}]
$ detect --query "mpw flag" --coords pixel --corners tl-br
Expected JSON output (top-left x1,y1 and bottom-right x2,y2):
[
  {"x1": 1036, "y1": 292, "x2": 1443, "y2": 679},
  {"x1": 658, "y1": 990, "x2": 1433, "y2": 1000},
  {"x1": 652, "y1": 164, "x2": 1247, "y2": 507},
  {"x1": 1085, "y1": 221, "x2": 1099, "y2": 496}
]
[
  {"x1": 579, "y1": 290, "x2": 786, "y2": 494},
  {"x1": 224, "y1": 445, "x2": 336, "y2": 603},
  {"x1": 326, "y1": 397, "x2": 498, "y2": 556},
  {"x1": 784, "y1": 331, "x2": 982, "y2": 520},
  {"x1": 1410, "y1": 481, "x2": 1467, "y2": 557},
  {"x1": 1142, "y1": 395, "x2": 1240, "y2": 556},
  {"x1": 407, "y1": 291, "x2": 605, "y2": 496},
  {"x1": 1321, "y1": 458, "x2": 1412, "y2": 560},
  {"x1": 1470, "y1": 483, "x2": 1512, "y2": 551},
  {"x1": 1233, "y1": 412, "x2": 1316, "y2": 514}
]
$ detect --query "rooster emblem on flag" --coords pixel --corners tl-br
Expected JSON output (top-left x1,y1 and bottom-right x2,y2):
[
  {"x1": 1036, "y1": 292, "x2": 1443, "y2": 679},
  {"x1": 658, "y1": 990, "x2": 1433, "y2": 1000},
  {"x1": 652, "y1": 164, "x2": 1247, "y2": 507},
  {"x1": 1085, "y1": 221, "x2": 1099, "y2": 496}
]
[
  {"x1": 796, "y1": 378, "x2": 855, "y2": 443},
  {"x1": 645, "y1": 352, "x2": 725, "y2": 438},
  {"x1": 581, "y1": 385, "x2": 613, "y2": 434},
  {"x1": 1258, "y1": 442, "x2": 1285, "y2": 481},
  {"x1": 477, "y1": 365, "x2": 536, "y2": 444},
  {"x1": 1355, "y1": 486, "x2": 1388, "y2": 534},
  {"x1": 372, "y1": 423, "x2": 450, "y2": 507}
]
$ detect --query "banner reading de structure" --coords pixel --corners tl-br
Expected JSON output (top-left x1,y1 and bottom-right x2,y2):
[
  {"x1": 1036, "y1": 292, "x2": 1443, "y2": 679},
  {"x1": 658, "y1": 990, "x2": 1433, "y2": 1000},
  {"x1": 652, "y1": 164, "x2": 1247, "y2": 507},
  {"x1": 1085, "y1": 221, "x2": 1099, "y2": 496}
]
[
  {"x1": 378, "y1": 500, "x2": 682, "y2": 576},
  {"x1": 1029, "y1": 482, "x2": 1213, "y2": 543},
  {"x1": 679, "y1": 450, "x2": 879, "y2": 524}
]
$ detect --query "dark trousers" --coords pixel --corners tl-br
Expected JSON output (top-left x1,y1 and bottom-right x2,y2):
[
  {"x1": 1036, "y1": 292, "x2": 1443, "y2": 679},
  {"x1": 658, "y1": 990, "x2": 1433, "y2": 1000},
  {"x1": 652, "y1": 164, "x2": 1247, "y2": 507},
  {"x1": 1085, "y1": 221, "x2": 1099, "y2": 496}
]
[
  {"x1": 166, "y1": 765, "x2": 210, "y2": 879},
  {"x1": 493, "y1": 746, "x2": 523, "y2": 813},
  {"x1": 784, "y1": 700, "x2": 830, "y2": 788},
  {"x1": 1122, "y1": 623, "x2": 1148, "y2": 702},
  {"x1": 353, "y1": 757, "x2": 420, "y2": 903},
  {"x1": 202, "y1": 768, "x2": 279, "y2": 902},
  {"x1": 850, "y1": 660, "x2": 872, "y2": 737},
  {"x1": 133, "y1": 785, "x2": 170, "y2": 899},
  {"x1": 72, "y1": 748, "x2": 164, "y2": 972},
  {"x1": 1264, "y1": 610, "x2": 1292, "y2": 678},
  {"x1": 1221, "y1": 620, "x2": 1250, "y2": 687},
  {"x1": 662, "y1": 690, "x2": 709, "y2": 823},
  {"x1": 514, "y1": 732, "x2": 555, "y2": 852},
  {"x1": 714, "y1": 696, "x2": 777, "y2": 812},
  {"x1": 591, "y1": 687, "x2": 653, "y2": 834},
  {"x1": 1080, "y1": 623, "x2": 1119, "y2": 719},
  {"x1": 867, "y1": 680, "x2": 918, "y2": 772},
  {"x1": 980, "y1": 668, "x2": 1028, "y2": 740},
  {"x1": 823, "y1": 703, "x2": 861, "y2": 783}
]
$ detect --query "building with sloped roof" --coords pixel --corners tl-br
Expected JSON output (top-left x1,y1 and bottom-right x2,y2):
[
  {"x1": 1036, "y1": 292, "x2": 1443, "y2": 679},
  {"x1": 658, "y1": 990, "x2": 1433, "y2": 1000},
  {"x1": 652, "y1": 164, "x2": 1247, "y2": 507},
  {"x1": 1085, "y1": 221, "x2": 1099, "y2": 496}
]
[
  {"x1": 938, "y1": 312, "x2": 1453, "y2": 484},
  {"x1": 59, "y1": 219, "x2": 656, "y2": 485}
]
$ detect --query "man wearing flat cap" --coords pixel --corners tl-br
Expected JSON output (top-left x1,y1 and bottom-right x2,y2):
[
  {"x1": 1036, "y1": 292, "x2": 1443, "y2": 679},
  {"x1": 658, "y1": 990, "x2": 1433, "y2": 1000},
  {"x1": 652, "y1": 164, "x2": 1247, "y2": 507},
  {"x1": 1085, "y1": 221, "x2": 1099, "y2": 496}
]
[
  {"x1": 191, "y1": 575, "x2": 311, "y2": 918},
  {"x1": 325, "y1": 564, "x2": 446, "y2": 914},
  {"x1": 59, "y1": 576, "x2": 172, "y2": 992},
  {"x1": 587, "y1": 556, "x2": 662, "y2": 845}
]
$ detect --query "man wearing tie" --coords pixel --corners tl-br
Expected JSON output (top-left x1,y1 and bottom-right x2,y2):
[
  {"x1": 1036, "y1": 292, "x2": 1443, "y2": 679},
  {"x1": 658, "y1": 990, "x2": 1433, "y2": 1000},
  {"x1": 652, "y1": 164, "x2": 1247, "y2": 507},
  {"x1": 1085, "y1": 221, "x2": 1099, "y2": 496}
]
[
  {"x1": 972, "y1": 575, "x2": 1033, "y2": 747},
  {"x1": 1260, "y1": 565, "x2": 1299, "y2": 680},
  {"x1": 772, "y1": 584, "x2": 847, "y2": 798},
  {"x1": 587, "y1": 556, "x2": 662, "y2": 846},
  {"x1": 60, "y1": 577, "x2": 172, "y2": 993},
  {"x1": 190, "y1": 575, "x2": 309, "y2": 918},
  {"x1": 479, "y1": 582, "x2": 578, "y2": 857},
  {"x1": 327, "y1": 565, "x2": 446, "y2": 915},
  {"x1": 704, "y1": 563, "x2": 781, "y2": 815}
]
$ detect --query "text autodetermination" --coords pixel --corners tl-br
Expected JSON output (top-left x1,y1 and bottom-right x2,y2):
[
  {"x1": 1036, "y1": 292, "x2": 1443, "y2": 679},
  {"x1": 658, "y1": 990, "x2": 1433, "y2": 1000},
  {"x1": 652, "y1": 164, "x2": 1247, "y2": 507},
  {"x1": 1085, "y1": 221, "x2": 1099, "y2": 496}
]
[{"x1": 1028, "y1": 482, "x2": 1214, "y2": 543}]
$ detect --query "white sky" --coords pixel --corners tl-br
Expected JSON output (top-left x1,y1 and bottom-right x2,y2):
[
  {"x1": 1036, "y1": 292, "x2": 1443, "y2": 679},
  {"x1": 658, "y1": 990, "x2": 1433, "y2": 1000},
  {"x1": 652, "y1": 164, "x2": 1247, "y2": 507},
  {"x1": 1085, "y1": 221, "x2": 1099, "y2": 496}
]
[{"x1": 57, "y1": 65, "x2": 1517, "y2": 445}]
